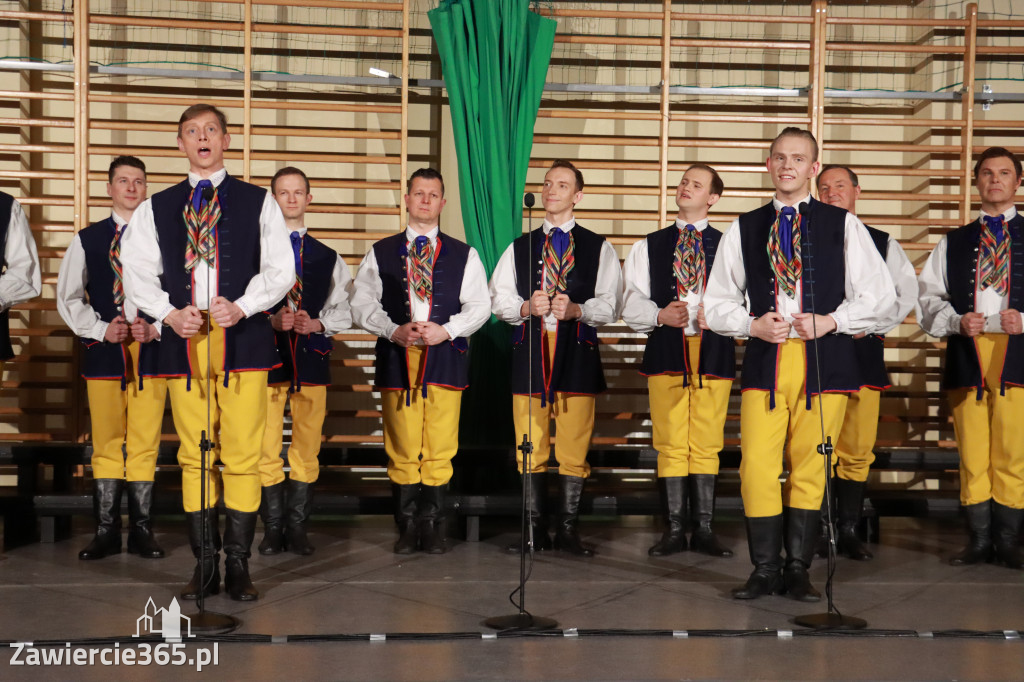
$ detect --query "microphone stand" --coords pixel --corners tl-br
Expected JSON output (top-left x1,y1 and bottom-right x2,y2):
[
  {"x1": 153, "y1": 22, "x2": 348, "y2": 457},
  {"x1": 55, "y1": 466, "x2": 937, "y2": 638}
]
[
  {"x1": 484, "y1": 192, "x2": 557, "y2": 631},
  {"x1": 793, "y1": 201, "x2": 867, "y2": 630}
]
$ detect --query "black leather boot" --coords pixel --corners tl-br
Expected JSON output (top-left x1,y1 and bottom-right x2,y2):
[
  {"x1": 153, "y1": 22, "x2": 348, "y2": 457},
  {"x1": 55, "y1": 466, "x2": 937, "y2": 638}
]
[
  {"x1": 79, "y1": 479, "x2": 124, "y2": 560},
  {"x1": 814, "y1": 490, "x2": 832, "y2": 559},
  {"x1": 950, "y1": 500, "x2": 993, "y2": 566},
  {"x1": 648, "y1": 476, "x2": 687, "y2": 556},
  {"x1": 991, "y1": 502, "x2": 1024, "y2": 569},
  {"x1": 554, "y1": 475, "x2": 594, "y2": 557},
  {"x1": 732, "y1": 515, "x2": 784, "y2": 599},
  {"x1": 419, "y1": 484, "x2": 447, "y2": 555},
  {"x1": 507, "y1": 472, "x2": 552, "y2": 553},
  {"x1": 782, "y1": 507, "x2": 822, "y2": 602},
  {"x1": 223, "y1": 508, "x2": 259, "y2": 601},
  {"x1": 689, "y1": 474, "x2": 733, "y2": 557},
  {"x1": 126, "y1": 481, "x2": 165, "y2": 558},
  {"x1": 285, "y1": 479, "x2": 315, "y2": 556},
  {"x1": 835, "y1": 478, "x2": 873, "y2": 561},
  {"x1": 258, "y1": 482, "x2": 286, "y2": 555},
  {"x1": 392, "y1": 483, "x2": 420, "y2": 555},
  {"x1": 181, "y1": 508, "x2": 220, "y2": 600}
]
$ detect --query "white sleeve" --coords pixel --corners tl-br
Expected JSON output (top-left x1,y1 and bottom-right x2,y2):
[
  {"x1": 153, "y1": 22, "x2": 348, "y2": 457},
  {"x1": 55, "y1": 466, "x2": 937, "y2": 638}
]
[
  {"x1": 489, "y1": 242, "x2": 528, "y2": 325},
  {"x1": 578, "y1": 239, "x2": 623, "y2": 327},
  {"x1": 56, "y1": 235, "x2": 108, "y2": 341},
  {"x1": 871, "y1": 237, "x2": 918, "y2": 335},
  {"x1": 916, "y1": 237, "x2": 960, "y2": 338},
  {"x1": 621, "y1": 239, "x2": 660, "y2": 333},
  {"x1": 235, "y1": 193, "x2": 294, "y2": 317},
  {"x1": 442, "y1": 247, "x2": 492, "y2": 339},
  {"x1": 0, "y1": 200, "x2": 41, "y2": 310},
  {"x1": 829, "y1": 213, "x2": 896, "y2": 335},
  {"x1": 350, "y1": 248, "x2": 398, "y2": 340},
  {"x1": 317, "y1": 254, "x2": 353, "y2": 336},
  {"x1": 121, "y1": 198, "x2": 175, "y2": 323},
  {"x1": 703, "y1": 219, "x2": 753, "y2": 338}
]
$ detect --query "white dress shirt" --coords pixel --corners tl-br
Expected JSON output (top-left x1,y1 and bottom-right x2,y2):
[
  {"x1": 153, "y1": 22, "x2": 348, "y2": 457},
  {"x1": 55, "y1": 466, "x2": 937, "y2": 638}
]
[
  {"x1": 121, "y1": 168, "x2": 294, "y2": 323},
  {"x1": 489, "y1": 217, "x2": 623, "y2": 330},
  {"x1": 287, "y1": 226, "x2": 353, "y2": 336},
  {"x1": 622, "y1": 217, "x2": 710, "y2": 335},
  {"x1": 0, "y1": 197, "x2": 41, "y2": 312},
  {"x1": 704, "y1": 195, "x2": 895, "y2": 338},
  {"x1": 350, "y1": 226, "x2": 492, "y2": 342},
  {"x1": 917, "y1": 206, "x2": 1023, "y2": 337}
]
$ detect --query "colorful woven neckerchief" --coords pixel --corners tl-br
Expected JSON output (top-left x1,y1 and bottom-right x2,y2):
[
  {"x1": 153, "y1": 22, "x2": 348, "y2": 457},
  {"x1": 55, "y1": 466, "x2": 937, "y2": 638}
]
[
  {"x1": 109, "y1": 222, "x2": 125, "y2": 307},
  {"x1": 409, "y1": 235, "x2": 434, "y2": 301},
  {"x1": 766, "y1": 205, "x2": 801, "y2": 299},
  {"x1": 288, "y1": 231, "x2": 304, "y2": 309},
  {"x1": 979, "y1": 215, "x2": 1010, "y2": 296},
  {"x1": 183, "y1": 179, "x2": 220, "y2": 271},
  {"x1": 543, "y1": 228, "x2": 575, "y2": 297},
  {"x1": 673, "y1": 223, "x2": 704, "y2": 298}
]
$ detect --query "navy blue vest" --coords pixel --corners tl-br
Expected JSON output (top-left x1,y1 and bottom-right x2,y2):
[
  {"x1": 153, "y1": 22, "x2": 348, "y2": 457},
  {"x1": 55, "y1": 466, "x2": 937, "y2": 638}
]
[
  {"x1": 943, "y1": 216, "x2": 1024, "y2": 395},
  {"x1": 854, "y1": 224, "x2": 892, "y2": 390},
  {"x1": 149, "y1": 176, "x2": 279, "y2": 382},
  {"x1": 372, "y1": 231, "x2": 471, "y2": 394},
  {"x1": 78, "y1": 218, "x2": 159, "y2": 383},
  {"x1": 640, "y1": 224, "x2": 736, "y2": 381},
  {"x1": 267, "y1": 234, "x2": 337, "y2": 389},
  {"x1": 510, "y1": 224, "x2": 606, "y2": 399},
  {"x1": 738, "y1": 199, "x2": 861, "y2": 403},
  {"x1": 0, "y1": 192, "x2": 13, "y2": 361}
]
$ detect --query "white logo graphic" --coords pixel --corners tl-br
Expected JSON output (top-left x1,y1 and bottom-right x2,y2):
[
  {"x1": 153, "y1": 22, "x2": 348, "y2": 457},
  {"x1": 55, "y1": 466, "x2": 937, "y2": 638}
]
[{"x1": 134, "y1": 597, "x2": 193, "y2": 639}]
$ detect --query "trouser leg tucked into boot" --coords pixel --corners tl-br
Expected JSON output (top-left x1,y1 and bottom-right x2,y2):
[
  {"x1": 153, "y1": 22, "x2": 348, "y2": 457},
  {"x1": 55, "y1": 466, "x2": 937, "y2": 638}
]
[
  {"x1": 991, "y1": 502, "x2": 1024, "y2": 569},
  {"x1": 258, "y1": 482, "x2": 286, "y2": 555},
  {"x1": 418, "y1": 484, "x2": 447, "y2": 555},
  {"x1": 834, "y1": 478, "x2": 873, "y2": 561},
  {"x1": 950, "y1": 500, "x2": 993, "y2": 566},
  {"x1": 126, "y1": 481, "x2": 164, "y2": 559},
  {"x1": 554, "y1": 475, "x2": 594, "y2": 557},
  {"x1": 732, "y1": 515, "x2": 783, "y2": 599},
  {"x1": 782, "y1": 507, "x2": 821, "y2": 602},
  {"x1": 223, "y1": 508, "x2": 259, "y2": 601},
  {"x1": 392, "y1": 483, "x2": 420, "y2": 555},
  {"x1": 507, "y1": 472, "x2": 552, "y2": 553},
  {"x1": 79, "y1": 479, "x2": 124, "y2": 560},
  {"x1": 689, "y1": 474, "x2": 733, "y2": 557},
  {"x1": 648, "y1": 476, "x2": 687, "y2": 556},
  {"x1": 181, "y1": 508, "x2": 220, "y2": 600},
  {"x1": 285, "y1": 479, "x2": 315, "y2": 556}
]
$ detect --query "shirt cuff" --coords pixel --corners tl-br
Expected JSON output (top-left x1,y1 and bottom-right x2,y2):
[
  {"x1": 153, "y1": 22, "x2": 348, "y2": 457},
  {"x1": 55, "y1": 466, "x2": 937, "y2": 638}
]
[
  {"x1": 829, "y1": 311, "x2": 848, "y2": 335},
  {"x1": 948, "y1": 313, "x2": 963, "y2": 336},
  {"x1": 384, "y1": 322, "x2": 400, "y2": 342},
  {"x1": 234, "y1": 296, "x2": 255, "y2": 318},
  {"x1": 0, "y1": 296, "x2": 9, "y2": 313},
  {"x1": 742, "y1": 316, "x2": 753, "y2": 338},
  {"x1": 442, "y1": 323, "x2": 456, "y2": 341},
  {"x1": 90, "y1": 320, "x2": 109, "y2": 343},
  {"x1": 158, "y1": 304, "x2": 176, "y2": 324}
]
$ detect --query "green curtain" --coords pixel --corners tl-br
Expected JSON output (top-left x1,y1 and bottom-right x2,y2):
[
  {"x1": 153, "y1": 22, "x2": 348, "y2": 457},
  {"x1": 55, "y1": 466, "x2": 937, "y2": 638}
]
[{"x1": 428, "y1": 0, "x2": 556, "y2": 447}]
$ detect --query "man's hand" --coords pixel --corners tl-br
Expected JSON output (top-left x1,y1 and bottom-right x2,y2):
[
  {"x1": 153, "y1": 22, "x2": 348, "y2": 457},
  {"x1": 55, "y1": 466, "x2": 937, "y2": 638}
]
[
  {"x1": 130, "y1": 318, "x2": 159, "y2": 343},
  {"x1": 551, "y1": 293, "x2": 581, "y2": 321},
  {"x1": 696, "y1": 303, "x2": 710, "y2": 331},
  {"x1": 521, "y1": 289, "x2": 551, "y2": 318},
  {"x1": 104, "y1": 315, "x2": 129, "y2": 343},
  {"x1": 657, "y1": 301, "x2": 689, "y2": 328},
  {"x1": 164, "y1": 306, "x2": 203, "y2": 339},
  {"x1": 792, "y1": 312, "x2": 837, "y2": 340},
  {"x1": 959, "y1": 312, "x2": 985, "y2": 337},
  {"x1": 417, "y1": 321, "x2": 451, "y2": 346},
  {"x1": 293, "y1": 310, "x2": 324, "y2": 335},
  {"x1": 391, "y1": 322, "x2": 422, "y2": 348},
  {"x1": 271, "y1": 308, "x2": 295, "y2": 332},
  {"x1": 749, "y1": 312, "x2": 791, "y2": 344},
  {"x1": 210, "y1": 296, "x2": 245, "y2": 328},
  {"x1": 1000, "y1": 308, "x2": 1023, "y2": 335}
]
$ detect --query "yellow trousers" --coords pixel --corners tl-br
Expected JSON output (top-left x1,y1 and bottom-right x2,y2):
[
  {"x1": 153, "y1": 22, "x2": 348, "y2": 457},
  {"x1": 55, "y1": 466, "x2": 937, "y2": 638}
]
[
  {"x1": 739, "y1": 339, "x2": 849, "y2": 517},
  {"x1": 167, "y1": 316, "x2": 267, "y2": 513},
  {"x1": 833, "y1": 386, "x2": 880, "y2": 483},
  {"x1": 648, "y1": 335, "x2": 733, "y2": 478},
  {"x1": 260, "y1": 384, "x2": 327, "y2": 486},
  {"x1": 949, "y1": 333, "x2": 1024, "y2": 508},
  {"x1": 381, "y1": 345, "x2": 461, "y2": 486},
  {"x1": 87, "y1": 340, "x2": 168, "y2": 481}
]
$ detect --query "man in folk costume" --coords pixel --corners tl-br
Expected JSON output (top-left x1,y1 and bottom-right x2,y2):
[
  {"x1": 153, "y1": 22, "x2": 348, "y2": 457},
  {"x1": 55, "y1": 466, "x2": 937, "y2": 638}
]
[
  {"x1": 622, "y1": 164, "x2": 735, "y2": 558},
  {"x1": 259, "y1": 167, "x2": 352, "y2": 557},
  {"x1": 122, "y1": 104, "x2": 293, "y2": 601},
  {"x1": 918, "y1": 147, "x2": 1024, "y2": 570},
  {"x1": 0, "y1": 188, "x2": 40, "y2": 376},
  {"x1": 57, "y1": 156, "x2": 168, "y2": 561},
  {"x1": 815, "y1": 164, "x2": 917, "y2": 561},
  {"x1": 490, "y1": 160, "x2": 623, "y2": 556},
  {"x1": 704, "y1": 128, "x2": 895, "y2": 601},
  {"x1": 351, "y1": 168, "x2": 490, "y2": 555}
]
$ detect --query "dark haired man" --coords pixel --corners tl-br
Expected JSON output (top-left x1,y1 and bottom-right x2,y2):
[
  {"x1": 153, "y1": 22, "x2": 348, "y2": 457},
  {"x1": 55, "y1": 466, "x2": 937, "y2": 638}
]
[
  {"x1": 918, "y1": 146, "x2": 1024, "y2": 570},
  {"x1": 122, "y1": 104, "x2": 294, "y2": 601},
  {"x1": 351, "y1": 167, "x2": 490, "y2": 555}
]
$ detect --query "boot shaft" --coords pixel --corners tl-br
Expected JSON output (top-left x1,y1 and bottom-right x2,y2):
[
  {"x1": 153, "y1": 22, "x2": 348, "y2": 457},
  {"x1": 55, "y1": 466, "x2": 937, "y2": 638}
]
[
  {"x1": 784, "y1": 506, "x2": 821, "y2": 568},
  {"x1": 93, "y1": 478, "x2": 125, "y2": 530},
  {"x1": 286, "y1": 479, "x2": 315, "y2": 527},
  {"x1": 222, "y1": 508, "x2": 258, "y2": 560}
]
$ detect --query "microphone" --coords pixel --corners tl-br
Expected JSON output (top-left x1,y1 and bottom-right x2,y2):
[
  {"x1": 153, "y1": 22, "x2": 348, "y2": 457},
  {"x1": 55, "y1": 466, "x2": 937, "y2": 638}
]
[
  {"x1": 524, "y1": 193, "x2": 535, "y2": 209},
  {"x1": 202, "y1": 185, "x2": 215, "y2": 202}
]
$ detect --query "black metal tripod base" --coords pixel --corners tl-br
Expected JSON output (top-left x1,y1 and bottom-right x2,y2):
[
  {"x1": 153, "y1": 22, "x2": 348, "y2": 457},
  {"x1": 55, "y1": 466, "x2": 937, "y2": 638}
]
[
  {"x1": 794, "y1": 612, "x2": 867, "y2": 630},
  {"x1": 483, "y1": 613, "x2": 559, "y2": 631},
  {"x1": 187, "y1": 610, "x2": 239, "y2": 634}
]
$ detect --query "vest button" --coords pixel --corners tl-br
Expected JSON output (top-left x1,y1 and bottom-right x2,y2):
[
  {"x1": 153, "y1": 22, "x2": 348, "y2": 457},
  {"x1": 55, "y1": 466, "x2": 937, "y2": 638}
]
[{"x1": 185, "y1": 284, "x2": 191, "y2": 290}]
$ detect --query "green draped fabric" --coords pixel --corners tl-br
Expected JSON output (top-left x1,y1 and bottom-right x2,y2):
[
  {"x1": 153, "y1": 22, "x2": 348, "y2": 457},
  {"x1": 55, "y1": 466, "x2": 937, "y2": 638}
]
[{"x1": 428, "y1": 0, "x2": 556, "y2": 447}]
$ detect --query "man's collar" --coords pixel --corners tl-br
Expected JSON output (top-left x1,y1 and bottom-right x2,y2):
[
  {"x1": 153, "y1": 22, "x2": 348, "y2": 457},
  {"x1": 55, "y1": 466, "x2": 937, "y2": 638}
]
[
  {"x1": 111, "y1": 210, "x2": 129, "y2": 228},
  {"x1": 542, "y1": 216, "x2": 575, "y2": 234},
  {"x1": 405, "y1": 225, "x2": 439, "y2": 242},
  {"x1": 979, "y1": 206, "x2": 1018, "y2": 223},
  {"x1": 188, "y1": 167, "x2": 227, "y2": 188},
  {"x1": 675, "y1": 217, "x2": 709, "y2": 232},
  {"x1": 772, "y1": 194, "x2": 812, "y2": 211}
]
